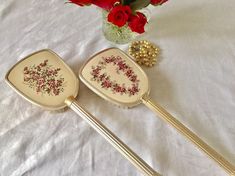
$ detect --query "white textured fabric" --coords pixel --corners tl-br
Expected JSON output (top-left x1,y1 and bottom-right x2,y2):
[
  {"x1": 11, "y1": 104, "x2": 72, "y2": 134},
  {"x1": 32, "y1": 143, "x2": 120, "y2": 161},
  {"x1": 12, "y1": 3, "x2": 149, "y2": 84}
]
[{"x1": 0, "y1": 0, "x2": 234, "y2": 176}]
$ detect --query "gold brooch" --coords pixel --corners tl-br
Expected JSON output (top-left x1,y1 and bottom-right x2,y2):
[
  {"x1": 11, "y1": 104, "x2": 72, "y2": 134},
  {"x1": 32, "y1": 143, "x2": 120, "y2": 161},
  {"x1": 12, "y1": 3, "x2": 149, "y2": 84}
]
[{"x1": 128, "y1": 40, "x2": 160, "y2": 67}]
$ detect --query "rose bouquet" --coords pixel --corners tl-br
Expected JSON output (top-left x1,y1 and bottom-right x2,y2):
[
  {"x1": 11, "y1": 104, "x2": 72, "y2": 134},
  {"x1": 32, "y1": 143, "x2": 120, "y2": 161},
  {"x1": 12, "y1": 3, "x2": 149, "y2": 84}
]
[{"x1": 68, "y1": 0, "x2": 168, "y2": 43}]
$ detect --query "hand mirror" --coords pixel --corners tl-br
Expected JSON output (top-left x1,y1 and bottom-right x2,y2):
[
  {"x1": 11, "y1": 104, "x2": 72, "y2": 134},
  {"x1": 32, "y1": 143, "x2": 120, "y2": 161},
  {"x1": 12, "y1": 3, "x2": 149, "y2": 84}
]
[
  {"x1": 79, "y1": 48, "x2": 235, "y2": 176},
  {"x1": 5, "y1": 49, "x2": 160, "y2": 176}
]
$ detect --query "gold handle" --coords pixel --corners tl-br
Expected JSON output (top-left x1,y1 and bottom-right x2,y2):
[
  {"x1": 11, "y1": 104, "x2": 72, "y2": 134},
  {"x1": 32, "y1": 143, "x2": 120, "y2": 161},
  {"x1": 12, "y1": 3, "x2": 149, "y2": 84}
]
[
  {"x1": 142, "y1": 96, "x2": 235, "y2": 176},
  {"x1": 65, "y1": 96, "x2": 161, "y2": 176}
]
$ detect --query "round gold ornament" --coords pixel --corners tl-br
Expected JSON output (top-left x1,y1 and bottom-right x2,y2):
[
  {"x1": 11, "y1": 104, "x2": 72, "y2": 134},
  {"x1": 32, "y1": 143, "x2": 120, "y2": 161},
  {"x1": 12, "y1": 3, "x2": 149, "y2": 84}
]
[{"x1": 128, "y1": 40, "x2": 160, "y2": 67}]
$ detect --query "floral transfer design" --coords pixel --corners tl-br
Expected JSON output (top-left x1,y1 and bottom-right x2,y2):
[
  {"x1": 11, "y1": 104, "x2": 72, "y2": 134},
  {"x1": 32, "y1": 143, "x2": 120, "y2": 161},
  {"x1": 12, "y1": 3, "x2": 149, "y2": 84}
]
[
  {"x1": 23, "y1": 60, "x2": 65, "y2": 96},
  {"x1": 90, "y1": 55, "x2": 139, "y2": 96}
]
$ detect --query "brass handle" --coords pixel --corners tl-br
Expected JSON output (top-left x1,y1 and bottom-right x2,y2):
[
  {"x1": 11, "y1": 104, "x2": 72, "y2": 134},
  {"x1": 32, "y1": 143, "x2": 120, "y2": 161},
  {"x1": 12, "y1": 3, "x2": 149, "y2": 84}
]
[
  {"x1": 65, "y1": 96, "x2": 161, "y2": 176},
  {"x1": 142, "y1": 96, "x2": 235, "y2": 176}
]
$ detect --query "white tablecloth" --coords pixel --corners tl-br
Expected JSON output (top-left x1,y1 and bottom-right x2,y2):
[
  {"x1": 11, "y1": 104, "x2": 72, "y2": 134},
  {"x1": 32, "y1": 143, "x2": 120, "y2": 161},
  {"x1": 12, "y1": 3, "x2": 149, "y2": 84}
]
[{"x1": 0, "y1": 0, "x2": 234, "y2": 175}]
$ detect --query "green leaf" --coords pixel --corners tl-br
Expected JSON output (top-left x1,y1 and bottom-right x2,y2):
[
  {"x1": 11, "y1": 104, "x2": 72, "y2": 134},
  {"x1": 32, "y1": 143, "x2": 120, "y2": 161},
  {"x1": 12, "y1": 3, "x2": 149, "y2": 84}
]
[
  {"x1": 130, "y1": 0, "x2": 150, "y2": 11},
  {"x1": 122, "y1": 0, "x2": 136, "y2": 5}
]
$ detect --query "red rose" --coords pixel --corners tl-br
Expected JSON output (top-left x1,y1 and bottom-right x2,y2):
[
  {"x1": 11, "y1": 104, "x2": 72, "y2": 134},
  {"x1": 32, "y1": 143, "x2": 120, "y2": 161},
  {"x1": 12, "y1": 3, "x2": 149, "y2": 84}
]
[
  {"x1": 92, "y1": 0, "x2": 120, "y2": 10},
  {"x1": 128, "y1": 12, "x2": 147, "y2": 34},
  {"x1": 150, "y1": 0, "x2": 168, "y2": 6},
  {"x1": 69, "y1": 0, "x2": 92, "y2": 6},
  {"x1": 107, "y1": 5, "x2": 131, "y2": 27}
]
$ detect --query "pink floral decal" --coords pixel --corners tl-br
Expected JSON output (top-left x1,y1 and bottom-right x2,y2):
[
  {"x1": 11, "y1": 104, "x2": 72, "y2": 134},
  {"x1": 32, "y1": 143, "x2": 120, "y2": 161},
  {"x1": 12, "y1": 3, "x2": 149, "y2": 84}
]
[
  {"x1": 91, "y1": 55, "x2": 139, "y2": 96},
  {"x1": 23, "y1": 60, "x2": 65, "y2": 96}
]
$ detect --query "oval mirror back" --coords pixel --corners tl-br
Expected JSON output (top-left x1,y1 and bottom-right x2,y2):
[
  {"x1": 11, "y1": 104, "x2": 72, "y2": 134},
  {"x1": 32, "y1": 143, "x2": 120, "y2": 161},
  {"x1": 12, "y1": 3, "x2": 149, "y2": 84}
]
[
  {"x1": 80, "y1": 48, "x2": 150, "y2": 107},
  {"x1": 5, "y1": 49, "x2": 79, "y2": 110}
]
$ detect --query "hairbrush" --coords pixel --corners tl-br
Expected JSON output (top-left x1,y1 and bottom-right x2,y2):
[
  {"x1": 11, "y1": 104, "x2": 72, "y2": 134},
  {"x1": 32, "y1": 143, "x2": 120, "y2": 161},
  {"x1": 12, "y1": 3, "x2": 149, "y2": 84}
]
[
  {"x1": 5, "y1": 49, "x2": 160, "y2": 176},
  {"x1": 79, "y1": 48, "x2": 235, "y2": 175}
]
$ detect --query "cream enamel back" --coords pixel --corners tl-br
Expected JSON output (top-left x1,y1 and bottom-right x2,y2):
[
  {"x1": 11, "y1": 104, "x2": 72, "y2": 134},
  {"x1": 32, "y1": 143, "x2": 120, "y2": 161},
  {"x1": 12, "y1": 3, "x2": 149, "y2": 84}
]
[
  {"x1": 5, "y1": 49, "x2": 79, "y2": 110},
  {"x1": 79, "y1": 48, "x2": 150, "y2": 107}
]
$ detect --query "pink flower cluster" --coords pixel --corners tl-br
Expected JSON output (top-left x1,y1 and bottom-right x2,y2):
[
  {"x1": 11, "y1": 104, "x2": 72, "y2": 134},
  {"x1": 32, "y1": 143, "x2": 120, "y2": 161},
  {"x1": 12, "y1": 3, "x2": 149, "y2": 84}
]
[
  {"x1": 23, "y1": 60, "x2": 65, "y2": 96},
  {"x1": 91, "y1": 55, "x2": 139, "y2": 96}
]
